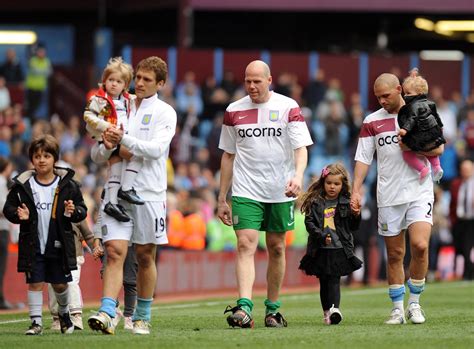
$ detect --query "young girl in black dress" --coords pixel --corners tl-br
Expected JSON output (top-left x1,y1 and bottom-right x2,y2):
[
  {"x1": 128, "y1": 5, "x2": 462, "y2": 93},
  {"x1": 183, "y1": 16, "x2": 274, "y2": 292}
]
[{"x1": 299, "y1": 163, "x2": 362, "y2": 325}]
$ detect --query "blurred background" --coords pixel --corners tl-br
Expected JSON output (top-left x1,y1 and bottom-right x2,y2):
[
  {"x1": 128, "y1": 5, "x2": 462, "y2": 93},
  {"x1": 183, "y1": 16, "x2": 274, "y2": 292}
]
[{"x1": 0, "y1": 0, "x2": 473, "y2": 306}]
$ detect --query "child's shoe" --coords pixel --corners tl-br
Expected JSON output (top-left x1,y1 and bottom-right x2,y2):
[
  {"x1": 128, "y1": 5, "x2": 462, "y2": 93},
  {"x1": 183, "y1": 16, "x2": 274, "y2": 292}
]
[
  {"x1": 323, "y1": 310, "x2": 331, "y2": 325},
  {"x1": 25, "y1": 321, "x2": 43, "y2": 335},
  {"x1": 118, "y1": 187, "x2": 145, "y2": 205},
  {"x1": 432, "y1": 168, "x2": 444, "y2": 182},
  {"x1": 104, "y1": 202, "x2": 131, "y2": 222},
  {"x1": 124, "y1": 316, "x2": 133, "y2": 330},
  {"x1": 329, "y1": 305, "x2": 342, "y2": 325},
  {"x1": 419, "y1": 166, "x2": 430, "y2": 183},
  {"x1": 112, "y1": 307, "x2": 123, "y2": 328}
]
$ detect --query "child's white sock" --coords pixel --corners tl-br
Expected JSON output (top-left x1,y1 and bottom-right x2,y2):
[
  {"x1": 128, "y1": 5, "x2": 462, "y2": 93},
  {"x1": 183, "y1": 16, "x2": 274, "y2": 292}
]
[
  {"x1": 54, "y1": 288, "x2": 70, "y2": 316},
  {"x1": 28, "y1": 290, "x2": 43, "y2": 325}
]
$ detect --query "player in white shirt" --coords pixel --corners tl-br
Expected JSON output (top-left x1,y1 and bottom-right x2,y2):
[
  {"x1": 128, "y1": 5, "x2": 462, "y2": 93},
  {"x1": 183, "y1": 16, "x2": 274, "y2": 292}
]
[
  {"x1": 218, "y1": 60, "x2": 313, "y2": 328},
  {"x1": 88, "y1": 56, "x2": 177, "y2": 335},
  {"x1": 351, "y1": 73, "x2": 444, "y2": 325}
]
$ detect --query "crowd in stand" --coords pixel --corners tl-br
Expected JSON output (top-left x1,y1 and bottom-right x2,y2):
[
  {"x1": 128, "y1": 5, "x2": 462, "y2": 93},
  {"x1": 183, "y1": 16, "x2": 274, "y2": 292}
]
[{"x1": 0, "y1": 50, "x2": 473, "y2": 285}]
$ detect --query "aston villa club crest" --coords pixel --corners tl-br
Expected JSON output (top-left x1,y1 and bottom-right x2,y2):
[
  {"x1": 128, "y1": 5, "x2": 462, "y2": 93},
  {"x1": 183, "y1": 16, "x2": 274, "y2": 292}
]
[
  {"x1": 269, "y1": 110, "x2": 279, "y2": 122},
  {"x1": 142, "y1": 114, "x2": 152, "y2": 125}
]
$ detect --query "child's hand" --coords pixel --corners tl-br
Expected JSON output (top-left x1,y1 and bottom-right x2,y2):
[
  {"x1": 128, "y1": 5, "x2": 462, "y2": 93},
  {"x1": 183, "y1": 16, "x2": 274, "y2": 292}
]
[
  {"x1": 17, "y1": 203, "x2": 29, "y2": 220},
  {"x1": 93, "y1": 245, "x2": 104, "y2": 260},
  {"x1": 64, "y1": 200, "x2": 75, "y2": 217},
  {"x1": 92, "y1": 239, "x2": 104, "y2": 260}
]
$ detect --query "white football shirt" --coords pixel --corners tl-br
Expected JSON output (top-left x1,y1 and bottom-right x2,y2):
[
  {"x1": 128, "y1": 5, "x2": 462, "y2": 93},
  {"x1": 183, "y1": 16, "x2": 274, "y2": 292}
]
[
  {"x1": 354, "y1": 108, "x2": 434, "y2": 207},
  {"x1": 29, "y1": 176, "x2": 59, "y2": 254},
  {"x1": 219, "y1": 92, "x2": 313, "y2": 203}
]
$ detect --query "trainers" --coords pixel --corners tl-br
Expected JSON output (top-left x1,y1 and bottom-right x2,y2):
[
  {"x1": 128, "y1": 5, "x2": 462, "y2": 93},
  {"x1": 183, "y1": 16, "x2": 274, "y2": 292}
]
[
  {"x1": 432, "y1": 168, "x2": 444, "y2": 182},
  {"x1": 124, "y1": 316, "x2": 133, "y2": 330},
  {"x1": 112, "y1": 307, "x2": 123, "y2": 328},
  {"x1": 224, "y1": 305, "x2": 254, "y2": 328},
  {"x1": 104, "y1": 202, "x2": 131, "y2": 222},
  {"x1": 264, "y1": 312, "x2": 288, "y2": 328},
  {"x1": 88, "y1": 311, "x2": 115, "y2": 335},
  {"x1": 329, "y1": 305, "x2": 343, "y2": 325},
  {"x1": 406, "y1": 303, "x2": 426, "y2": 324},
  {"x1": 71, "y1": 313, "x2": 83, "y2": 330},
  {"x1": 385, "y1": 308, "x2": 406, "y2": 325},
  {"x1": 25, "y1": 321, "x2": 43, "y2": 335},
  {"x1": 51, "y1": 316, "x2": 60, "y2": 330},
  {"x1": 133, "y1": 320, "x2": 151, "y2": 335},
  {"x1": 323, "y1": 310, "x2": 331, "y2": 325},
  {"x1": 118, "y1": 187, "x2": 145, "y2": 205},
  {"x1": 58, "y1": 312, "x2": 75, "y2": 334}
]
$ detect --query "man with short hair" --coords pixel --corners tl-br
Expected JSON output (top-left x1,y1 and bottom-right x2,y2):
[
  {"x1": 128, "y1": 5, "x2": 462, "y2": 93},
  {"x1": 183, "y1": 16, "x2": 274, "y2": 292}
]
[
  {"x1": 218, "y1": 60, "x2": 312, "y2": 328},
  {"x1": 351, "y1": 73, "x2": 444, "y2": 325},
  {"x1": 88, "y1": 56, "x2": 177, "y2": 335}
]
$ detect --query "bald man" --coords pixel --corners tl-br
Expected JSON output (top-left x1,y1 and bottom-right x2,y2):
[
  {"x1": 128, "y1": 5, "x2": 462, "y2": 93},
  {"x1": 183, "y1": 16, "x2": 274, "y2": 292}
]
[
  {"x1": 218, "y1": 60, "x2": 313, "y2": 328},
  {"x1": 351, "y1": 73, "x2": 444, "y2": 325}
]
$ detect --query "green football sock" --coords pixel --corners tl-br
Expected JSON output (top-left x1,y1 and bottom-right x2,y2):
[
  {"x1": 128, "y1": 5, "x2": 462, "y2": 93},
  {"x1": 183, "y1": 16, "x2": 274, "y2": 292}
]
[
  {"x1": 237, "y1": 298, "x2": 253, "y2": 315},
  {"x1": 264, "y1": 299, "x2": 281, "y2": 315}
]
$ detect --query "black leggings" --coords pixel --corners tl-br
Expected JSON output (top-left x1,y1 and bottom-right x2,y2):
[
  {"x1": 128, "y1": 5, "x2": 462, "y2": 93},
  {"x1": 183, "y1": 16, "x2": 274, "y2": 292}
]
[{"x1": 318, "y1": 275, "x2": 341, "y2": 311}]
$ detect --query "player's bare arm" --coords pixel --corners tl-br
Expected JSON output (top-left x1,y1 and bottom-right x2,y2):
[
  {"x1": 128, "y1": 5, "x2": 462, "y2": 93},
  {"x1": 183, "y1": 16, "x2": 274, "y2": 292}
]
[
  {"x1": 351, "y1": 161, "x2": 370, "y2": 215},
  {"x1": 217, "y1": 152, "x2": 235, "y2": 226},
  {"x1": 285, "y1": 146, "x2": 308, "y2": 198}
]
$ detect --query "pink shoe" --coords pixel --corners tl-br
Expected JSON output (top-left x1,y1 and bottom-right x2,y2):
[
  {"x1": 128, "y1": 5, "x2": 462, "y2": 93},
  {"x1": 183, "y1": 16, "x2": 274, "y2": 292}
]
[
  {"x1": 323, "y1": 310, "x2": 331, "y2": 325},
  {"x1": 419, "y1": 167, "x2": 430, "y2": 183}
]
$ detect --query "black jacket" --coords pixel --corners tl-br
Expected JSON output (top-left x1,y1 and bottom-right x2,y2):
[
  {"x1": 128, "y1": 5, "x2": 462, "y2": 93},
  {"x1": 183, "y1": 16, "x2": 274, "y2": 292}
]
[
  {"x1": 397, "y1": 94, "x2": 446, "y2": 151},
  {"x1": 398, "y1": 94, "x2": 444, "y2": 133},
  {"x1": 304, "y1": 195, "x2": 360, "y2": 259},
  {"x1": 3, "y1": 167, "x2": 87, "y2": 273}
]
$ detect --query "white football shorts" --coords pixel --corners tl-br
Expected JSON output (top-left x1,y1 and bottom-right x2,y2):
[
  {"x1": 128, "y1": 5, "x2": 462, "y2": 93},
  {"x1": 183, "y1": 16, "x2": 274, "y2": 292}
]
[
  {"x1": 377, "y1": 192, "x2": 434, "y2": 237},
  {"x1": 101, "y1": 200, "x2": 168, "y2": 245}
]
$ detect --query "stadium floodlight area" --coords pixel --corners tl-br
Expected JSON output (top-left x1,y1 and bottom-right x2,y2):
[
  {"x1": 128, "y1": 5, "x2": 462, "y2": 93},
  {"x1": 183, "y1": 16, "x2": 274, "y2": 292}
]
[
  {"x1": 420, "y1": 50, "x2": 464, "y2": 61},
  {"x1": 0, "y1": 31, "x2": 37, "y2": 44}
]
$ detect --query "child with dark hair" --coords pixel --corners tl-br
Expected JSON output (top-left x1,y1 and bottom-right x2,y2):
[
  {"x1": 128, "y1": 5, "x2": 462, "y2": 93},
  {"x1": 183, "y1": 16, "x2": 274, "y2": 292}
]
[
  {"x1": 3, "y1": 135, "x2": 87, "y2": 335},
  {"x1": 299, "y1": 163, "x2": 362, "y2": 325}
]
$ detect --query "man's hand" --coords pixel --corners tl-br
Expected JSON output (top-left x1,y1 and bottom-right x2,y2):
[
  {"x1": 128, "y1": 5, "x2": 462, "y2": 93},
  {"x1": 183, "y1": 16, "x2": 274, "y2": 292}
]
[
  {"x1": 101, "y1": 131, "x2": 116, "y2": 150},
  {"x1": 104, "y1": 124, "x2": 124, "y2": 145},
  {"x1": 217, "y1": 201, "x2": 233, "y2": 226},
  {"x1": 350, "y1": 192, "x2": 362, "y2": 215},
  {"x1": 397, "y1": 136, "x2": 411, "y2": 151},
  {"x1": 285, "y1": 176, "x2": 303, "y2": 198}
]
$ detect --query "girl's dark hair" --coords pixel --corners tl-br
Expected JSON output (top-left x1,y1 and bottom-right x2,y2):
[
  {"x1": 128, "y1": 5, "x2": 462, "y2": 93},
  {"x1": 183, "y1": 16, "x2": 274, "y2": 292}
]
[
  {"x1": 300, "y1": 163, "x2": 351, "y2": 214},
  {"x1": 28, "y1": 135, "x2": 60, "y2": 162}
]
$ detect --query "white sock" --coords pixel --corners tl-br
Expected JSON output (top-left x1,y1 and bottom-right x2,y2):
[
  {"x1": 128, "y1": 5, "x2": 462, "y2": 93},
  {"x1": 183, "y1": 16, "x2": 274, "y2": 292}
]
[
  {"x1": 393, "y1": 300, "x2": 404, "y2": 311},
  {"x1": 54, "y1": 288, "x2": 70, "y2": 316},
  {"x1": 108, "y1": 162, "x2": 123, "y2": 204},
  {"x1": 28, "y1": 290, "x2": 43, "y2": 325},
  {"x1": 121, "y1": 158, "x2": 142, "y2": 191}
]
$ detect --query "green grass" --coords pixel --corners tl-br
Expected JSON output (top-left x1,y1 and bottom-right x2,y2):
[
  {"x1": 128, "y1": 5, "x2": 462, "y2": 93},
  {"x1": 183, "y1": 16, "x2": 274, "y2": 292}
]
[{"x1": 0, "y1": 281, "x2": 473, "y2": 348}]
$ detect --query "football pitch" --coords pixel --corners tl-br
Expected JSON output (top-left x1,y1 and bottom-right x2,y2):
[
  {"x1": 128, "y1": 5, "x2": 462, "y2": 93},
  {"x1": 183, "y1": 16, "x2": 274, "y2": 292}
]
[{"x1": 0, "y1": 281, "x2": 472, "y2": 349}]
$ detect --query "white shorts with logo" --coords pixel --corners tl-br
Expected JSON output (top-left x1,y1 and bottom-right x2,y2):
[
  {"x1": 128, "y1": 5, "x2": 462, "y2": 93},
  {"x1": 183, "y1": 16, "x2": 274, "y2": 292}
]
[
  {"x1": 378, "y1": 193, "x2": 434, "y2": 237},
  {"x1": 101, "y1": 201, "x2": 168, "y2": 245}
]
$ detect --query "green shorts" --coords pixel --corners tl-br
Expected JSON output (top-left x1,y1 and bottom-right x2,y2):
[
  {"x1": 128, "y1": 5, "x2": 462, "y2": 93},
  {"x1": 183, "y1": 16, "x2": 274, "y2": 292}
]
[{"x1": 231, "y1": 196, "x2": 295, "y2": 232}]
